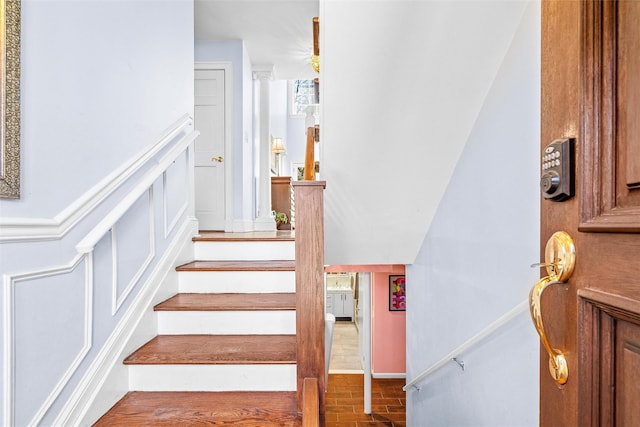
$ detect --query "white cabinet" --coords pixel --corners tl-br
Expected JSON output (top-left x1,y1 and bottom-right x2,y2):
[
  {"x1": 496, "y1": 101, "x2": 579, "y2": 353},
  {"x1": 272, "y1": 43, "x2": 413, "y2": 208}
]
[{"x1": 327, "y1": 290, "x2": 354, "y2": 320}]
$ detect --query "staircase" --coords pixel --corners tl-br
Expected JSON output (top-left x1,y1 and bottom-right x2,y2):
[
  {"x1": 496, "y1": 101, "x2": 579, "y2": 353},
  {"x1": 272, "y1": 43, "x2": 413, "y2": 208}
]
[{"x1": 94, "y1": 231, "x2": 304, "y2": 426}]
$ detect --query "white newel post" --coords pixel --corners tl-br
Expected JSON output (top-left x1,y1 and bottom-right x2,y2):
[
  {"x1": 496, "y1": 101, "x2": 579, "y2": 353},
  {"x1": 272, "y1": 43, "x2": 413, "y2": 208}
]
[{"x1": 253, "y1": 66, "x2": 276, "y2": 231}]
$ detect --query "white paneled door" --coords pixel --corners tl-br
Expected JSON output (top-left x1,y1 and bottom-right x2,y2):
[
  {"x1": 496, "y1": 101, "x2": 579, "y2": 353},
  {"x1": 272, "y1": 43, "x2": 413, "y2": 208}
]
[{"x1": 194, "y1": 69, "x2": 225, "y2": 230}]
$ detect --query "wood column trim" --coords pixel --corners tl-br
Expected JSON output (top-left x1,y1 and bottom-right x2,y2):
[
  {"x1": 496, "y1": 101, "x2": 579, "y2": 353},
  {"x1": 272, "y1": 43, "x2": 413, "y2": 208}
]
[{"x1": 293, "y1": 181, "x2": 326, "y2": 423}]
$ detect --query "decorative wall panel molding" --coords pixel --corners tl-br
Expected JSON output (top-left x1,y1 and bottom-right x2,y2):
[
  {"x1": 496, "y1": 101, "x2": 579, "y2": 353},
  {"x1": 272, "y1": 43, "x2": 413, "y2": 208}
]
[
  {"x1": 112, "y1": 188, "x2": 156, "y2": 315},
  {"x1": 0, "y1": 114, "x2": 193, "y2": 242},
  {"x1": 1, "y1": 117, "x2": 199, "y2": 425},
  {"x1": 52, "y1": 218, "x2": 197, "y2": 427},
  {"x1": 76, "y1": 129, "x2": 198, "y2": 254},
  {"x1": 163, "y1": 152, "x2": 189, "y2": 239},
  {"x1": 3, "y1": 255, "x2": 92, "y2": 427}
]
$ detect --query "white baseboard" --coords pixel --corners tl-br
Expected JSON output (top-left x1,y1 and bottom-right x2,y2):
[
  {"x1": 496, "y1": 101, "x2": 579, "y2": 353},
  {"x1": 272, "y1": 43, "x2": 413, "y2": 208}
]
[
  {"x1": 326, "y1": 371, "x2": 405, "y2": 379},
  {"x1": 231, "y1": 219, "x2": 255, "y2": 232},
  {"x1": 371, "y1": 373, "x2": 406, "y2": 379},
  {"x1": 253, "y1": 216, "x2": 276, "y2": 231},
  {"x1": 52, "y1": 218, "x2": 197, "y2": 427},
  {"x1": 328, "y1": 369, "x2": 364, "y2": 374}
]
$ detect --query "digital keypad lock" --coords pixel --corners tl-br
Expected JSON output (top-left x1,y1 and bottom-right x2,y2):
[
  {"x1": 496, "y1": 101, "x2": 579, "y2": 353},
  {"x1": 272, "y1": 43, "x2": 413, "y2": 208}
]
[{"x1": 540, "y1": 138, "x2": 574, "y2": 202}]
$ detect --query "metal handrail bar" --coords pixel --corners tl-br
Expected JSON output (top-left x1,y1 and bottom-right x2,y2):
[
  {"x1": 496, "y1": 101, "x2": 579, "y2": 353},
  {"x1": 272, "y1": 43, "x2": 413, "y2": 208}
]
[{"x1": 403, "y1": 299, "x2": 529, "y2": 391}]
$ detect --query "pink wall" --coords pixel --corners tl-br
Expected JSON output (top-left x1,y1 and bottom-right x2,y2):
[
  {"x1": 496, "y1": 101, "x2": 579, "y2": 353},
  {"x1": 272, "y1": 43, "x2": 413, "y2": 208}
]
[
  {"x1": 325, "y1": 265, "x2": 406, "y2": 375},
  {"x1": 371, "y1": 271, "x2": 406, "y2": 375}
]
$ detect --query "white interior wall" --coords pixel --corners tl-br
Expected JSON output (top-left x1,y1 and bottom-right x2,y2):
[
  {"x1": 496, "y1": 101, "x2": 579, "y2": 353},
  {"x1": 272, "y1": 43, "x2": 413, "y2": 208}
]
[
  {"x1": 2, "y1": 0, "x2": 192, "y2": 220},
  {"x1": 270, "y1": 80, "x2": 289, "y2": 175},
  {"x1": 321, "y1": 0, "x2": 531, "y2": 265},
  {"x1": 406, "y1": 2, "x2": 540, "y2": 425},
  {"x1": 286, "y1": 115, "x2": 307, "y2": 179},
  {"x1": 267, "y1": 80, "x2": 311, "y2": 179},
  {"x1": 242, "y1": 44, "x2": 256, "y2": 221},
  {"x1": 0, "y1": 1, "x2": 194, "y2": 424}
]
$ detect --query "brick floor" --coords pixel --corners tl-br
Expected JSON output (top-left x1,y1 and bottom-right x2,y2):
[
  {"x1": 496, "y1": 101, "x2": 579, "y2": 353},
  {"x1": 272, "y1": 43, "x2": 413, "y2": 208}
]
[{"x1": 326, "y1": 374, "x2": 406, "y2": 427}]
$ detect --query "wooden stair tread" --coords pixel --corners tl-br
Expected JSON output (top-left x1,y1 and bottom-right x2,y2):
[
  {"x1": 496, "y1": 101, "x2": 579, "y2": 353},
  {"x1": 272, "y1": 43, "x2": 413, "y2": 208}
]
[
  {"x1": 193, "y1": 231, "x2": 295, "y2": 242},
  {"x1": 124, "y1": 335, "x2": 296, "y2": 365},
  {"x1": 93, "y1": 391, "x2": 301, "y2": 426},
  {"x1": 155, "y1": 293, "x2": 296, "y2": 311},
  {"x1": 176, "y1": 260, "x2": 296, "y2": 271}
]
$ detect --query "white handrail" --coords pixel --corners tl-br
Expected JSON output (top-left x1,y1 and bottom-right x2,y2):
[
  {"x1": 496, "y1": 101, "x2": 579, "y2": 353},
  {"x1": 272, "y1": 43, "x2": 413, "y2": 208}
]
[
  {"x1": 403, "y1": 299, "x2": 529, "y2": 391},
  {"x1": 76, "y1": 129, "x2": 199, "y2": 253},
  {"x1": 0, "y1": 114, "x2": 193, "y2": 242}
]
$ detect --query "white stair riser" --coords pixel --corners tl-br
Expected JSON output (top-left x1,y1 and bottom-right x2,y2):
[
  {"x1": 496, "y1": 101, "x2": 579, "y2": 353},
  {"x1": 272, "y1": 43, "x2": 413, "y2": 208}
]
[
  {"x1": 194, "y1": 241, "x2": 294, "y2": 261},
  {"x1": 179, "y1": 271, "x2": 295, "y2": 293},
  {"x1": 128, "y1": 364, "x2": 296, "y2": 391},
  {"x1": 157, "y1": 311, "x2": 296, "y2": 335}
]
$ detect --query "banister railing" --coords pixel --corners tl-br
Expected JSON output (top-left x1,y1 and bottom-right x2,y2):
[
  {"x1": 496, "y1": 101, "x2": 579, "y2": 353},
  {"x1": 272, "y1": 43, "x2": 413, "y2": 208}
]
[
  {"x1": 403, "y1": 299, "x2": 529, "y2": 391},
  {"x1": 293, "y1": 180, "x2": 326, "y2": 424}
]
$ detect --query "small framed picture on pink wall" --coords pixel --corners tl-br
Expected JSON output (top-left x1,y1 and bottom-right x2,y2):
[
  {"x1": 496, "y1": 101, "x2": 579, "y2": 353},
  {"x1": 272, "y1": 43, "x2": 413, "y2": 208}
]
[{"x1": 389, "y1": 275, "x2": 406, "y2": 311}]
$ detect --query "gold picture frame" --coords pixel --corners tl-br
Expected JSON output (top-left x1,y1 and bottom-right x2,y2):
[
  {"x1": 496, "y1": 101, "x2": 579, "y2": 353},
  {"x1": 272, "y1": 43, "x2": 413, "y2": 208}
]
[{"x1": 1, "y1": 0, "x2": 20, "y2": 199}]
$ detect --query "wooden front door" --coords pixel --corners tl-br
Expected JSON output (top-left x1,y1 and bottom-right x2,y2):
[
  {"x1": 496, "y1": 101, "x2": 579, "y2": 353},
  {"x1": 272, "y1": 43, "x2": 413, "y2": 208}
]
[{"x1": 540, "y1": 1, "x2": 640, "y2": 425}]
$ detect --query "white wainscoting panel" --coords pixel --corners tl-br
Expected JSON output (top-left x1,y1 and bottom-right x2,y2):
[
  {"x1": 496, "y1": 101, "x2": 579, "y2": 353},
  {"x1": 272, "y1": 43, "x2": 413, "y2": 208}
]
[
  {"x1": 1, "y1": 114, "x2": 199, "y2": 426},
  {"x1": 163, "y1": 152, "x2": 189, "y2": 239},
  {"x1": 112, "y1": 188, "x2": 156, "y2": 315},
  {"x1": 3, "y1": 254, "x2": 93, "y2": 427},
  {"x1": 54, "y1": 218, "x2": 197, "y2": 427}
]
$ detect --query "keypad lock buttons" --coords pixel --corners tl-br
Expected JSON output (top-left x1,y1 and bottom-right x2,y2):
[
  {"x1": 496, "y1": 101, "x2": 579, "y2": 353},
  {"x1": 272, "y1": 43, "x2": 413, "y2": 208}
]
[{"x1": 540, "y1": 138, "x2": 574, "y2": 202}]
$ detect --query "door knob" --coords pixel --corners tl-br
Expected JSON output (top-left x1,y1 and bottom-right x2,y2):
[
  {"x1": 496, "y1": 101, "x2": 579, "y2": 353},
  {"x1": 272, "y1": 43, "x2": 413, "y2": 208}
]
[
  {"x1": 211, "y1": 156, "x2": 223, "y2": 163},
  {"x1": 529, "y1": 231, "x2": 575, "y2": 385}
]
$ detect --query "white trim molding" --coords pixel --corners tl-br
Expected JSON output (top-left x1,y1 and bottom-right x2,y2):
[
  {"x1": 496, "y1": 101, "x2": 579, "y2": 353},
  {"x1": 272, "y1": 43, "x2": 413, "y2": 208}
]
[
  {"x1": 372, "y1": 373, "x2": 407, "y2": 379},
  {"x1": 231, "y1": 219, "x2": 255, "y2": 232},
  {"x1": 1, "y1": 114, "x2": 199, "y2": 425},
  {"x1": 3, "y1": 254, "x2": 93, "y2": 427},
  {"x1": 0, "y1": 114, "x2": 194, "y2": 243},
  {"x1": 76, "y1": 130, "x2": 198, "y2": 254}
]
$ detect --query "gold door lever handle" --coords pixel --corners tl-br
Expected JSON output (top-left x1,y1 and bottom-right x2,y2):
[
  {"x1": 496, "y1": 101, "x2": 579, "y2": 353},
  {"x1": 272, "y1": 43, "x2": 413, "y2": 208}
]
[
  {"x1": 529, "y1": 231, "x2": 575, "y2": 385},
  {"x1": 211, "y1": 156, "x2": 223, "y2": 163}
]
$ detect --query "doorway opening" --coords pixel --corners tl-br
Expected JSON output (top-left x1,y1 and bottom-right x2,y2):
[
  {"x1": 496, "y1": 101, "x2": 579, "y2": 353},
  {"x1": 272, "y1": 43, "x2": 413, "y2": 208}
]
[{"x1": 326, "y1": 272, "x2": 363, "y2": 373}]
